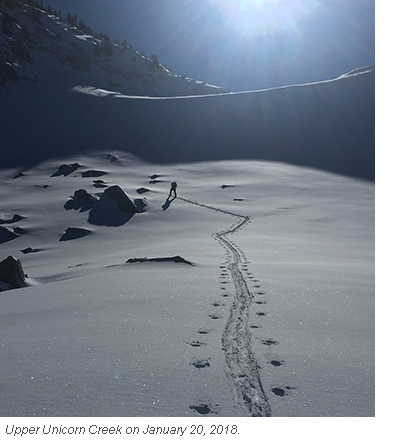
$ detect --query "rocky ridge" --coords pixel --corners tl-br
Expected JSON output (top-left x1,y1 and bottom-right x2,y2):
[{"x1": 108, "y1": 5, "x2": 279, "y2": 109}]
[{"x1": 0, "y1": 0, "x2": 229, "y2": 96}]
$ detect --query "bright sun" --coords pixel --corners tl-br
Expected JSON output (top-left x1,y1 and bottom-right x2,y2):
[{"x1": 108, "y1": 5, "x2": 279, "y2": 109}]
[{"x1": 206, "y1": 0, "x2": 319, "y2": 37}]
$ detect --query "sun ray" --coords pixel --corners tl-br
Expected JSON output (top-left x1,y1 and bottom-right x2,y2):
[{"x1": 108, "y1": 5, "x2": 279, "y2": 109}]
[{"x1": 205, "y1": 0, "x2": 320, "y2": 37}]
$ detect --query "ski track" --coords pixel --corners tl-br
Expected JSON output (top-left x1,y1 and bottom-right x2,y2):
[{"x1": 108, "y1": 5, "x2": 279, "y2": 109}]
[{"x1": 178, "y1": 197, "x2": 272, "y2": 417}]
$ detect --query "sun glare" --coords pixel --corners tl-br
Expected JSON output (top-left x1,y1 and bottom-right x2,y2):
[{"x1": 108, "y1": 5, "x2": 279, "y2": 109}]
[{"x1": 206, "y1": 0, "x2": 319, "y2": 37}]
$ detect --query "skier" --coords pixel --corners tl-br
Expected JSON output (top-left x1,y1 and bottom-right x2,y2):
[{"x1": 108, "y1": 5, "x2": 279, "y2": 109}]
[{"x1": 168, "y1": 181, "x2": 177, "y2": 198}]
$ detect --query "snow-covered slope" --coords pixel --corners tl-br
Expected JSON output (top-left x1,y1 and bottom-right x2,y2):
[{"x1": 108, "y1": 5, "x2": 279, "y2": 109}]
[
  {"x1": 0, "y1": 152, "x2": 374, "y2": 417},
  {"x1": 1, "y1": 63, "x2": 374, "y2": 180},
  {"x1": 0, "y1": 0, "x2": 375, "y2": 425},
  {"x1": 1, "y1": 3, "x2": 374, "y2": 180},
  {"x1": 0, "y1": 1, "x2": 228, "y2": 96}
]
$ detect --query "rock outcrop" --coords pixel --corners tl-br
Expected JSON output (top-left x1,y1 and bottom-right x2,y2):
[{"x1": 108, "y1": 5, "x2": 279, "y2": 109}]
[
  {"x1": 101, "y1": 186, "x2": 138, "y2": 213},
  {"x1": 0, "y1": 226, "x2": 18, "y2": 243},
  {"x1": 0, "y1": 255, "x2": 26, "y2": 289}
]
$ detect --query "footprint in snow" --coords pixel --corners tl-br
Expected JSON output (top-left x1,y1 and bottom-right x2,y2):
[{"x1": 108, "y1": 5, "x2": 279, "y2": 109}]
[
  {"x1": 269, "y1": 359, "x2": 285, "y2": 367},
  {"x1": 186, "y1": 341, "x2": 206, "y2": 348},
  {"x1": 259, "y1": 339, "x2": 279, "y2": 346},
  {"x1": 197, "y1": 328, "x2": 213, "y2": 335},
  {"x1": 189, "y1": 404, "x2": 213, "y2": 415},
  {"x1": 271, "y1": 386, "x2": 295, "y2": 397},
  {"x1": 208, "y1": 314, "x2": 222, "y2": 320},
  {"x1": 190, "y1": 358, "x2": 210, "y2": 369},
  {"x1": 256, "y1": 312, "x2": 267, "y2": 317}
]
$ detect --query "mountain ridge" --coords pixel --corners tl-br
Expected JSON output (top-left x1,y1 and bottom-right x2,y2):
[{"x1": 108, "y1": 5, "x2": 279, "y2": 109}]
[
  {"x1": 1, "y1": 1, "x2": 375, "y2": 181},
  {"x1": 0, "y1": 0, "x2": 229, "y2": 96}
]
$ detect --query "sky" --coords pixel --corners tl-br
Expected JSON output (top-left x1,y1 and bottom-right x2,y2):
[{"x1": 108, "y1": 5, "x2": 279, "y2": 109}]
[{"x1": 43, "y1": 0, "x2": 374, "y2": 91}]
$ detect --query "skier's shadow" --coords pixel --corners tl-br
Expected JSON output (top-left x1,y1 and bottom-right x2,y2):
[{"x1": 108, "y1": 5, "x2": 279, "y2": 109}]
[{"x1": 162, "y1": 196, "x2": 176, "y2": 211}]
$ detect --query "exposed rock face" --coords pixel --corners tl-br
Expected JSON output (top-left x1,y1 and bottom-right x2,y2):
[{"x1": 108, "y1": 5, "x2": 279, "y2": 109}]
[
  {"x1": 59, "y1": 227, "x2": 91, "y2": 242},
  {"x1": 73, "y1": 189, "x2": 96, "y2": 202},
  {"x1": 126, "y1": 256, "x2": 193, "y2": 265},
  {"x1": 101, "y1": 186, "x2": 138, "y2": 213},
  {"x1": 0, "y1": 255, "x2": 26, "y2": 289},
  {"x1": 81, "y1": 170, "x2": 107, "y2": 178},
  {"x1": 0, "y1": 226, "x2": 18, "y2": 243},
  {"x1": 51, "y1": 163, "x2": 81, "y2": 177}
]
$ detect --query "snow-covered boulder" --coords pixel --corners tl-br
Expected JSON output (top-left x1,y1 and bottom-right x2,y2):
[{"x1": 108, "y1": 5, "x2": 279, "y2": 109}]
[{"x1": 0, "y1": 255, "x2": 26, "y2": 289}]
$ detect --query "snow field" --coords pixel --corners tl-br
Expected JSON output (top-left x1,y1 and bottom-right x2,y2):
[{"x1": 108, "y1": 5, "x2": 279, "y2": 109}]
[{"x1": 0, "y1": 152, "x2": 374, "y2": 419}]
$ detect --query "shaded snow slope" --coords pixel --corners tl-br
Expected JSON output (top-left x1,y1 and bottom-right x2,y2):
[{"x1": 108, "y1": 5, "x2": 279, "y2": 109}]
[
  {"x1": 0, "y1": 152, "x2": 374, "y2": 416},
  {"x1": 1, "y1": 67, "x2": 374, "y2": 180},
  {"x1": 0, "y1": 1, "x2": 227, "y2": 96}
]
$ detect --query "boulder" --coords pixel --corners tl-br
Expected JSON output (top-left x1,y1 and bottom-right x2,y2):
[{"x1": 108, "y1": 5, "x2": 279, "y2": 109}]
[
  {"x1": 81, "y1": 170, "x2": 107, "y2": 178},
  {"x1": 59, "y1": 227, "x2": 91, "y2": 242},
  {"x1": 73, "y1": 189, "x2": 96, "y2": 202},
  {"x1": 101, "y1": 186, "x2": 138, "y2": 213},
  {"x1": 0, "y1": 226, "x2": 18, "y2": 243},
  {"x1": 0, "y1": 255, "x2": 26, "y2": 289},
  {"x1": 51, "y1": 163, "x2": 81, "y2": 177}
]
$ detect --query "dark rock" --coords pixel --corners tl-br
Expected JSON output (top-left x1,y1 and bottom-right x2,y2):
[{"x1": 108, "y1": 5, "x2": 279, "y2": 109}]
[
  {"x1": 10, "y1": 214, "x2": 24, "y2": 223},
  {"x1": 81, "y1": 170, "x2": 107, "y2": 178},
  {"x1": 51, "y1": 163, "x2": 81, "y2": 177},
  {"x1": 13, "y1": 227, "x2": 27, "y2": 235},
  {"x1": 64, "y1": 189, "x2": 97, "y2": 211},
  {"x1": 0, "y1": 226, "x2": 18, "y2": 243},
  {"x1": 126, "y1": 255, "x2": 193, "y2": 265},
  {"x1": 105, "y1": 154, "x2": 118, "y2": 163},
  {"x1": 93, "y1": 180, "x2": 107, "y2": 188},
  {"x1": 73, "y1": 189, "x2": 96, "y2": 202},
  {"x1": 0, "y1": 255, "x2": 26, "y2": 289},
  {"x1": 101, "y1": 185, "x2": 138, "y2": 213},
  {"x1": 21, "y1": 247, "x2": 35, "y2": 254},
  {"x1": 134, "y1": 198, "x2": 148, "y2": 213},
  {"x1": 59, "y1": 227, "x2": 91, "y2": 242},
  {"x1": 0, "y1": 214, "x2": 24, "y2": 224}
]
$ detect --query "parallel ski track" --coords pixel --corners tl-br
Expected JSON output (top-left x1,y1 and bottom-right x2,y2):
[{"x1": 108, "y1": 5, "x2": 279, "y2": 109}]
[{"x1": 178, "y1": 197, "x2": 272, "y2": 417}]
